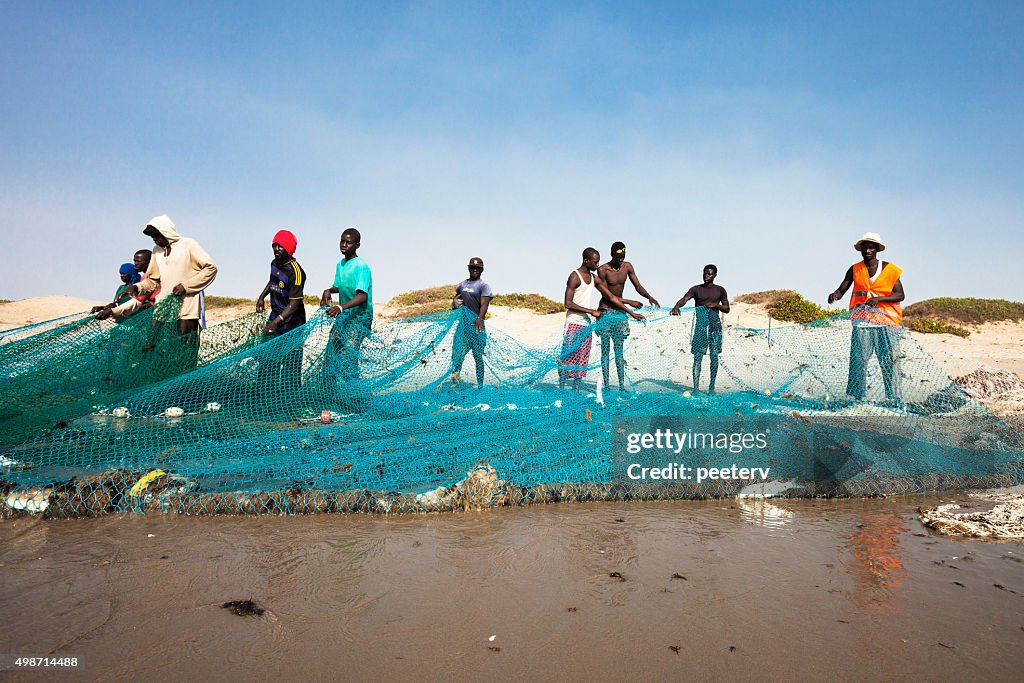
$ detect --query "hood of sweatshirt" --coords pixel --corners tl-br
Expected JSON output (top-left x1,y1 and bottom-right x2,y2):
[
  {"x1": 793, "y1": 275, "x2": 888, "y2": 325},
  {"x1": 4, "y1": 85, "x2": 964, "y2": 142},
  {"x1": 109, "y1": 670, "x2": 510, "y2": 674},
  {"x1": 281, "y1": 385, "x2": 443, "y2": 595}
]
[{"x1": 146, "y1": 214, "x2": 181, "y2": 244}]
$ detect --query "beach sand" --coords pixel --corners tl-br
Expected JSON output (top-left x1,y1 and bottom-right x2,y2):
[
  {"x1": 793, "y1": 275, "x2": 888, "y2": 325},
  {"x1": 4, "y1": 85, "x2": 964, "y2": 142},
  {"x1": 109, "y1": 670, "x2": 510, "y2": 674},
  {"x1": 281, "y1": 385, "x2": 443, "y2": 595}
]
[{"x1": 0, "y1": 296, "x2": 104, "y2": 330}]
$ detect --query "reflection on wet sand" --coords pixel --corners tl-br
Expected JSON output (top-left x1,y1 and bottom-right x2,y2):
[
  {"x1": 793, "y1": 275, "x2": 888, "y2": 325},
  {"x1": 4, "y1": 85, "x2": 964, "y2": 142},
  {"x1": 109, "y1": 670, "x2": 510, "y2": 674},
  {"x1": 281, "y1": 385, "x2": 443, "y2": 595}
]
[
  {"x1": 846, "y1": 513, "x2": 909, "y2": 613},
  {"x1": 738, "y1": 500, "x2": 795, "y2": 529},
  {"x1": 0, "y1": 497, "x2": 1022, "y2": 680}
]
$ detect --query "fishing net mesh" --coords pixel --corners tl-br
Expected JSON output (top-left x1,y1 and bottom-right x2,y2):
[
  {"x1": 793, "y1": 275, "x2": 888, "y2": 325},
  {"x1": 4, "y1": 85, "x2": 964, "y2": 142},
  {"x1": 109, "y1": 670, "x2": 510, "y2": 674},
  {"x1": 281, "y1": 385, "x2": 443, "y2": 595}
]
[{"x1": 2, "y1": 303, "x2": 1022, "y2": 518}]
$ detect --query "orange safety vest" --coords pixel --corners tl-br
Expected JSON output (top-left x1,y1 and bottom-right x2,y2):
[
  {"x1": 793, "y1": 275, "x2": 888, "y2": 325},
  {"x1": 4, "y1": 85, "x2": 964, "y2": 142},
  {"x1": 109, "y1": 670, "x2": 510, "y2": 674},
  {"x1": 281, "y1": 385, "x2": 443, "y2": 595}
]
[{"x1": 849, "y1": 261, "x2": 903, "y2": 326}]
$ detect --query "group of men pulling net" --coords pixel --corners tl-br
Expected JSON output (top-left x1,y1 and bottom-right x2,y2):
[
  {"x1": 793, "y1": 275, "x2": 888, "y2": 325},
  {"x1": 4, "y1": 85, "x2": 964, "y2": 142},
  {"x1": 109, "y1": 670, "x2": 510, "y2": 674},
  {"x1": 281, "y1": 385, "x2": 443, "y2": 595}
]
[{"x1": 2, "y1": 301, "x2": 1022, "y2": 518}]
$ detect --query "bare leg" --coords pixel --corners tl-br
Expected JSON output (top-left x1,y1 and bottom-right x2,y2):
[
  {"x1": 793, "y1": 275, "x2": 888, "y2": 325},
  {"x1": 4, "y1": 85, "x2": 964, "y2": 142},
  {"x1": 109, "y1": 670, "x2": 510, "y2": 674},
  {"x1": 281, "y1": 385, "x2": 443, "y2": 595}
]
[
  {"x1": 600, "y1": 336, "x2": 612, "y2": 388},
  {"x1": 614, "y1": 336, "x2": 626, "y2": 391},
  {"x1": 708, "y1": 352, "x2": 719, "y2": 394}
]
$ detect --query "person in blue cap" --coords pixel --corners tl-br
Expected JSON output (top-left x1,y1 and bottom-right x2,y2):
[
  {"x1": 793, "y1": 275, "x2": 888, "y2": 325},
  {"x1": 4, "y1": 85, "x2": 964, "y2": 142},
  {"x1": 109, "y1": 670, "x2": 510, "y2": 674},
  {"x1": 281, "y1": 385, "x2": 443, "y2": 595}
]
[{"x1": 92, "y1": 251, "x2": 147, "y2": 314}]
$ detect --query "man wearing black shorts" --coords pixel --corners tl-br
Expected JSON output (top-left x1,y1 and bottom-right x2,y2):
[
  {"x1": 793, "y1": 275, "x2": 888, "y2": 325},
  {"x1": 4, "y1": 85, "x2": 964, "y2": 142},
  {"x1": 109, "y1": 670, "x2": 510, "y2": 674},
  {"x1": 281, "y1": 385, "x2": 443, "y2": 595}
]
[
  {"x1": 670, "y1": 264, "x2": 730, "y2": 394},
  {"x1": 595, "y1": 241, "x2": 655, "y2": 391}
]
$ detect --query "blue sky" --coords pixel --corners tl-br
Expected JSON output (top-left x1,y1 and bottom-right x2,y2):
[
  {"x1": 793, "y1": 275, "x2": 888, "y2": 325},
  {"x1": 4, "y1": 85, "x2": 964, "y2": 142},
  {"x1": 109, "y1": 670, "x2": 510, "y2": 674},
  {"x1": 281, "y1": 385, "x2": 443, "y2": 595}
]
[{"x1": 2, "y1": 1, "x2": 1022, "y2": 306}]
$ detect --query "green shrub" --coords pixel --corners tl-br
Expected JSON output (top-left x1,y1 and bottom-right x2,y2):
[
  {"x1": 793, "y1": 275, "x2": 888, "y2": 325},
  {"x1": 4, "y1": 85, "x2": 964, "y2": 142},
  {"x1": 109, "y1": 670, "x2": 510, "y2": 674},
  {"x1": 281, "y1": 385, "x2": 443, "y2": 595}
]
[
  {"x1": 905, "y1": 317, "x2": 970, "y2": 338},
  {"x1": 767, "y1": 293, "x2": 841, "y2": 324},
  {"x1": 904, "y1": 298, "x2": 1024, "y2": 325},
  {"x1": 385, "y1": 286, "x2": 563, "y2": 319},
  {"x1": 490, "y1": 292, "x2": 564, "y2": 314},
  {"x1": 395, "y1": 301, "x2": 452, "y2": 318},
  {"x1": 734, "y1": 290, "x2": 798, "y2": 307},
  {"x1": 391, "y1": 285, "x2": 456, "y2": 307}
]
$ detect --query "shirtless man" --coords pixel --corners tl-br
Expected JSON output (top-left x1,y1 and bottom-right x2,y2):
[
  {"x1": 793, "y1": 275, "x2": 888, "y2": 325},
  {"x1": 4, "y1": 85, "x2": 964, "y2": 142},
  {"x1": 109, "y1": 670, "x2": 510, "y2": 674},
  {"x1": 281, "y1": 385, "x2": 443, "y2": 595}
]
[
  {"x1": 671, "y1": 264, "x2": 730, "y2": 394},
  {"x1": 596, "y1": 241, "x2": 656, "y2": 391}
]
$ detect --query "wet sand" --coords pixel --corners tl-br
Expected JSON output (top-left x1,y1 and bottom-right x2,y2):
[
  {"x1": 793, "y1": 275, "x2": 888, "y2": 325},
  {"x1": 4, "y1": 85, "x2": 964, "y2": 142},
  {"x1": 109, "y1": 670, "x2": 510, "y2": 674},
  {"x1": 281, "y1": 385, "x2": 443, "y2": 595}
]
[{"x1": 1, "y1": 497, "x2": 1023, "y2": 681}]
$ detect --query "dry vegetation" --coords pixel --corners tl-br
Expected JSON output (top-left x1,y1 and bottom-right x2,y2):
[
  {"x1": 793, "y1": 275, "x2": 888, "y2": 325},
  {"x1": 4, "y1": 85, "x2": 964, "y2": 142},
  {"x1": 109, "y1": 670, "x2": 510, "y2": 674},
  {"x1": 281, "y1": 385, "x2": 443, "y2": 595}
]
[
  {"x1": 204, "y1": 296, "x2": 253, "y2": 308},
  {"x1": 733, "y1": 290, "x2": 798, "y2": 307},
  {"x1": 384, "y1": 285, "x2": 562, "y2": 319},
  {"x1": 904, "y1": 298, "x2": 1024, "y2": 325},
  {"x1": 734, "y1": 290, "x2": 839, "y2": 324},
  {"x1": 490, "y1": 292, "x2": 564, "y2": 314},
  {"x1": 902, "y1": 298, "x2": 1024, "y2": 338},
  {"x1": 905, "y1": 318, "x2": 970, "y2": 338}
]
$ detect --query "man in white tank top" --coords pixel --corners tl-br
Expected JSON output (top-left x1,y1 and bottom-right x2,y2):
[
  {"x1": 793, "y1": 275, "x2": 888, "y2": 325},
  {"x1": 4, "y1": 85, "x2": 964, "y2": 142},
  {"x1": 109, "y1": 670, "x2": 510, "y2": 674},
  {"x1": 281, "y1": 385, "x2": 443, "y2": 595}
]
[{"x1": 558, "y1": 248, "x2": 603, "y2": 389}]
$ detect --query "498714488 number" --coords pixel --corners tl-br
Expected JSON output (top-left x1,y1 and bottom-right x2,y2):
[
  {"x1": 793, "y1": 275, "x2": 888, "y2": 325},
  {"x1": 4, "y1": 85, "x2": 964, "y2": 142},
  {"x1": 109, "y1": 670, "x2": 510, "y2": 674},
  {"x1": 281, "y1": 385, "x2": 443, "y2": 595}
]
[{"x1": 15, "y1": 657, "x2": 79, "y2": 667}]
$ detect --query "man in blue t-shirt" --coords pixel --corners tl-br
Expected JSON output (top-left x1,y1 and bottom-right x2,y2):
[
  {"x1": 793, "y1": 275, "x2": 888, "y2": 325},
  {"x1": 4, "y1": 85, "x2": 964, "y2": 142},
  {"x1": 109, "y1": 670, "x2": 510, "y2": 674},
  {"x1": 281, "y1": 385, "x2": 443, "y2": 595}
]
[
  {"x1": 451, "y1": 256, "x2": 492, "y2": 387},
  {"x1": 255, "y1": 229, "x2": 306, "y2": 387},
  {"x1": 320, "y1": 227, "x2": 373, "y2": 382}
]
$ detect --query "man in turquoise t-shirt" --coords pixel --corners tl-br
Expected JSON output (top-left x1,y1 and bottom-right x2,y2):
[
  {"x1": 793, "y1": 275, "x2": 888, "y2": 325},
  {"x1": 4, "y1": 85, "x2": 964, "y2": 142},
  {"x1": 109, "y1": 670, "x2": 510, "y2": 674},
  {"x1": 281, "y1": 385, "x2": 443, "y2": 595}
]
[{"x1": 320, "y1": 227, "x2": 373, "y2": 381}]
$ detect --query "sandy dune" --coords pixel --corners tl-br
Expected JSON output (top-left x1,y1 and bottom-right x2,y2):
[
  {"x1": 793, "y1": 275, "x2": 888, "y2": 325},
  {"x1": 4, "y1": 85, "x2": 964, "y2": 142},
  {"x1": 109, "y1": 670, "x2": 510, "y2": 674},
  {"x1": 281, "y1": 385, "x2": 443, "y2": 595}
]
[{"x1": 0, "y1": 295, "x2": 104, "y2": 330}]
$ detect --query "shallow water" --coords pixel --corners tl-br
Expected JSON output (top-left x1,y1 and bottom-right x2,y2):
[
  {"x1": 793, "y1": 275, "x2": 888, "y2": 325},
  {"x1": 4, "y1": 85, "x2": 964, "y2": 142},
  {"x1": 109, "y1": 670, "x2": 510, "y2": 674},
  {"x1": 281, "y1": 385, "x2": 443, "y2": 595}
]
[{"x1": 1, "y1": 496, "x2": 1022, "y2": 681}]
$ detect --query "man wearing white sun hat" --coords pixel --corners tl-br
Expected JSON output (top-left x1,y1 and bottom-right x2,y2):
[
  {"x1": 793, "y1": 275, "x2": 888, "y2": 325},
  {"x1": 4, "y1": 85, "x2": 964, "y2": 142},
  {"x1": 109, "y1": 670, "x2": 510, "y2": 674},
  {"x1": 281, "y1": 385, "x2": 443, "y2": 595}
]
[{"x1": 828, "y1": 232, "x2": 906, "y2": 404}]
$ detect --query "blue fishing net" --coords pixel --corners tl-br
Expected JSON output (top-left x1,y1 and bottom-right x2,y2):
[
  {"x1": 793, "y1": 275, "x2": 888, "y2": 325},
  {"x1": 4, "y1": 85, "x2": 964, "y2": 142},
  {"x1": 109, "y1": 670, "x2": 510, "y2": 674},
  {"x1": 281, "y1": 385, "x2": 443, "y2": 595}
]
[{"x1": 2, "y1": 305, "x2": 1021, "y2": 517}]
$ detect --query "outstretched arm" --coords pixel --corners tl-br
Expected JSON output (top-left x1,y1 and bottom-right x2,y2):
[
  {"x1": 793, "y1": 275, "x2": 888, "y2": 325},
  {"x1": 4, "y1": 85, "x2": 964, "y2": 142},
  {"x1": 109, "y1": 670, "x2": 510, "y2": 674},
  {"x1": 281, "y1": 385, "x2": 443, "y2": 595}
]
[
  {"x1": 475, "y1": 296, "x2": 491, "y2": 332},
  {"x1": 327, "y1": 290, "x2": 368, "y2": 318},
  {"x1": 255, "y1": 282, "x2": 272, "y2": 313},
  {"x1": 627, "y1": 265, "x2": 659, "y2": 307},
  {"x1": 320, "y1": 286, "x2": 338, "y2": 307},
  {"x1": 670, "y1": 287, "x2": 696, "y2": 315},
  {"x1": 828, "y1": 267, "x2": 855, "y2": 304}
]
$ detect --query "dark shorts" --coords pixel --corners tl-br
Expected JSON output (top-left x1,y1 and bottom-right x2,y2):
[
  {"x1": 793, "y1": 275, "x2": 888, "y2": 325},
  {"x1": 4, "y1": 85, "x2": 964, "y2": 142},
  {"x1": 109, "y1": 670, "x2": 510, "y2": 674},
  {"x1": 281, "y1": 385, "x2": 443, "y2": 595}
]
[
  {"x1": 595, "y1": 310, "x2": 631, "y2": 341},
  {"x1": 692, "y1": 322, "x2": 723, "y2": 355}
]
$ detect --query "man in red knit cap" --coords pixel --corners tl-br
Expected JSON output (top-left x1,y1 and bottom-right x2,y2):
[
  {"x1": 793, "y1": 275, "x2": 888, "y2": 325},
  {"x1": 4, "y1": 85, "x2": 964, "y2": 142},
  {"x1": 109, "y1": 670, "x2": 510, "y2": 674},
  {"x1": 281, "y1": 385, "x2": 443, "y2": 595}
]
[
  {"x1": 256, "y1": 229, "x2": 307, "y2": 386},
  {"x1": 257, "y1": 229, "x2": 306, "y2": 335}
]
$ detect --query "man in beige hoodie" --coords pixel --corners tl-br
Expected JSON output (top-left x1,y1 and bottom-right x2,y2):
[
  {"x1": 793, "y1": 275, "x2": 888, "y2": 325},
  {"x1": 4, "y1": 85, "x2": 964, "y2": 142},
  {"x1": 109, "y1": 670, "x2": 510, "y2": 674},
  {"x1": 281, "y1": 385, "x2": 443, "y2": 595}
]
[{"x1": 133, "y1": 214, "x2": 218, "y2": 336}]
